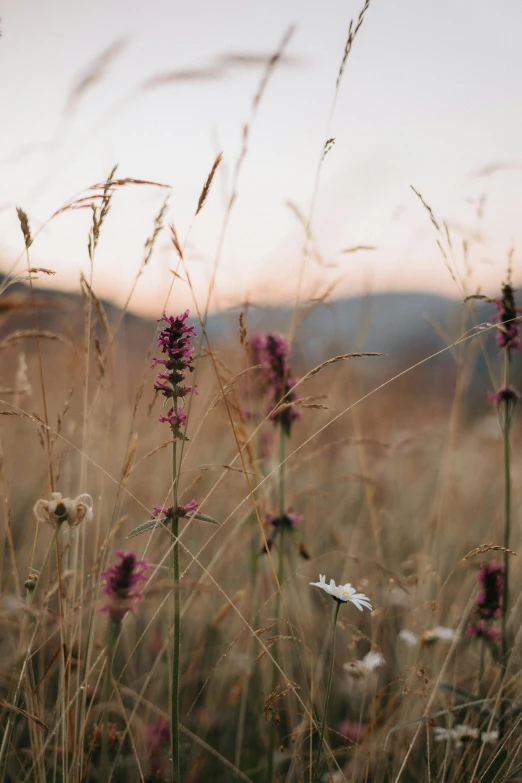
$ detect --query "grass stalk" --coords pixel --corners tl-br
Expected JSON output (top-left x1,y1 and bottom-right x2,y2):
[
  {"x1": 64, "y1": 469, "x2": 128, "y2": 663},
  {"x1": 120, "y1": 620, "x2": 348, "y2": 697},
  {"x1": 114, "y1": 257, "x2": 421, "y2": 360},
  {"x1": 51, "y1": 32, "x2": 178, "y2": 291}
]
[
  {"x1": 314, "y1": 601, "x2": 341, "y2": 781},
  {"x1": 171, "y1": 401, "x2": 181, "y2": 783}
]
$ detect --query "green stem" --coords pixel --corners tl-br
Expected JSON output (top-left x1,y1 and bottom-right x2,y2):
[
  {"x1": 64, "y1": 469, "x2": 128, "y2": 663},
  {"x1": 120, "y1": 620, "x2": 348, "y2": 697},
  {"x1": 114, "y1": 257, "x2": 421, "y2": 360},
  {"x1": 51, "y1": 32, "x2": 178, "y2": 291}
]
[
  {"x1": 314, "y1": 601, "x2": 341, "y2": 781},
  {"x1": 267, "y1": 426, "x2": 286, "y2": 783},
  {"x1": 171, "y1": 404, "x2": 181, "y2": 783},
  {"x1": 100, "y1": 619, "x2": 119, "y2": 782},
  {"x1": 500, "y1": 350, "x2": 512, "y2": 734}
]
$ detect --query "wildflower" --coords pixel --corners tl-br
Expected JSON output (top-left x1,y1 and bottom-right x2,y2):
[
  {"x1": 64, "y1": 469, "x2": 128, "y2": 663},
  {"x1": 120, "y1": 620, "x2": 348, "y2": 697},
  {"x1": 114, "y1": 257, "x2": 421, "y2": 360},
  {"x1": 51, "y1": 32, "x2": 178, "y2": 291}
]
[
  {"x1": 33, "y1": 492, "x2": 93, "y2": 527},
  {"x1": 493, "y1": 281, "x2": 520, "y2": 351},
  {"x1": 398, "y1": 626, "x2": 459, "y2": 647},
  {"x1": 434, "y1": 724, "x2": 479, "y2": 747},
  {"x1": 251, "y1": 332, "x2": 302, "y2": 435},
  {"x1": 99, "y1": 550, "x2": 149, "y2": 622},
  {"x1": 433, "y1": 724, "x2": 498, "y2": 748},
  {"x1": 477, "y1": 560, "x2": 503, "y2": 619},
  {"x1": 310, "y1": 575, "x2": 372, "y2": 611},
  {"x1": 466, "y1": 619, "x2": 501, "y2": 643},
  {"x1": 152, "y1": 311, "x2": 197, "y2": 433},
  {"x1": 151, "y1": 499, "x2": 199, "y2": 520},
  {"x1": 268, "y1": 511, "x2": 303, "y2": 530},
  {"x1": 343, "y1": 650, "x2": 385, "y2": 678},
  {"x1": 488, "y1": 385, "x2": 522, "y2": 406},
  {"x1": 146, "y1": 718, "x2": 170, "y2": 776}
]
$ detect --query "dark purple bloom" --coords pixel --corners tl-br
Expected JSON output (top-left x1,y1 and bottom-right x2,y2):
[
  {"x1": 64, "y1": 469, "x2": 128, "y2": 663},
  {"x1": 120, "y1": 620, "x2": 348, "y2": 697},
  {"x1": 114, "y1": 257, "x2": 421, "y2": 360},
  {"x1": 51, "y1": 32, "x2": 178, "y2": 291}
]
[
  {"x1": 99, "y1": 550, "x2": 149, "y2": 622},
  {"x1": 488, "y1": 385, "x2": 522, "y2": 406},
  {"x1": 269, "y1": 511, "x2": 303, "y2": 530},
  {"x1": 251, "y1": 332, "x2": 302, "y2": 435},
  {"x1": 477, "y1": 560, "x2": 504, "y2": 620},
  {"x1": 466, "y1": 619, "x2": 501, "y2": 643},
  {"x1": 146, "y1": 718, "x2": 170, "y2": 776},
  {"x1": 493, "y1": 282, "x2": 520, "y2": 351},
  {"x1": 153, "y1": 311, "x2": 197, "y2": 433}
]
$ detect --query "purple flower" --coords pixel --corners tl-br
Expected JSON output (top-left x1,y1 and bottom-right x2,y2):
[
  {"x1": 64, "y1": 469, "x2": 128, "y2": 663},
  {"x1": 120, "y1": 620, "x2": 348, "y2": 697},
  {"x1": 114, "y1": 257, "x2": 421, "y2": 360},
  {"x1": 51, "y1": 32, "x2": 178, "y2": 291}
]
[
  {"x1": 99, "y1": 550, "x2": 149, "y2": 622},
  {"x1": 477, "y1": 560, "x2": 504, "y2": 620},
  {"x1": 269, "y1": 511, "x2": 303, "y2": 530},
  {"x1": 146, "y1": 718, "x2": 170, "y2": 775},
  {"x1": 466, "y1": 619, "x2": 501, "y2": 643},
  {"x1": 488, "y1": 385, "x2": 522, "y2": 406},
  {"x1": 493, "y1": 282, "x2": 520, "y2": 351},
  {"x1": 151, "y1": 499, "x2": 199, "y2": 521},
  {"x1": 158, "y1": 406, "x2": 187, "y2": 430},
  {"x1": 251, "y1": 332, "x2": 302, "y2": 435},
  {"x1": 153, "y1": 311, "x2": 197, "y2": 433}
]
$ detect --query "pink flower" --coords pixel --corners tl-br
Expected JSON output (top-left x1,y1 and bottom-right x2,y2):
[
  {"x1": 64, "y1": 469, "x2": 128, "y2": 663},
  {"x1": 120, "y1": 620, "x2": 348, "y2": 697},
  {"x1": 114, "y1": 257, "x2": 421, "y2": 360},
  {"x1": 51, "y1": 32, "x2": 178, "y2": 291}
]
[
  {"x1": 466, "y1": 619, "x2": 500, "y2": 643},
  {"x1": 146, "y1": 718, "x2": 170, "y2": 775},
  {"x1": 153, "y1": 311, "x2": 197, "y2": 431},
  {"x1": 99, "y1": 550, "x2": 149, "y2": 622},
  {"x1": 493, "y1": 282, "x2": 520, "y2": 351},
  {"x1": 251, "y1": 332, "x2": 302, "y2": 435},
  {"x1": 488, "y1": 385, "x2": 521, "y2": 406}
]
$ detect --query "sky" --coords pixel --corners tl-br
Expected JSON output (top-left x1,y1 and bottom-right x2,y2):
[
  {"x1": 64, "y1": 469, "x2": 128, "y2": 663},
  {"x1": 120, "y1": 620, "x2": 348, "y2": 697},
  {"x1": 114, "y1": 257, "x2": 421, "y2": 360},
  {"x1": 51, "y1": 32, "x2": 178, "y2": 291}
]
[{"x1": 1, "y1": 0, "x2": 522, "y2": 316}]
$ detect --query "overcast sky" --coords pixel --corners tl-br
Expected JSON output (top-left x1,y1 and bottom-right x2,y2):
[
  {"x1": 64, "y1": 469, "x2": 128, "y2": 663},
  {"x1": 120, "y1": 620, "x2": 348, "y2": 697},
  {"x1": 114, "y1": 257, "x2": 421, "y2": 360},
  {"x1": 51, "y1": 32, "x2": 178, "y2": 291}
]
[{"x1": 1, "y1": 0, "x2": 521, "y2": 316}]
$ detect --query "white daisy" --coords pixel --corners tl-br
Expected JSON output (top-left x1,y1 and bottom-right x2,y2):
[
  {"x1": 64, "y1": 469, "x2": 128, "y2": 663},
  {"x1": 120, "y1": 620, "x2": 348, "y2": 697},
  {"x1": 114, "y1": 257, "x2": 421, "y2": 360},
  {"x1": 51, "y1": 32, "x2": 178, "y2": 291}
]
[
  {"x1": 310, "y1": 575, "x2": 372, "y2": 611},
  {"x1": 434, "y1": 724, "x2": 479, "y2": 747}
]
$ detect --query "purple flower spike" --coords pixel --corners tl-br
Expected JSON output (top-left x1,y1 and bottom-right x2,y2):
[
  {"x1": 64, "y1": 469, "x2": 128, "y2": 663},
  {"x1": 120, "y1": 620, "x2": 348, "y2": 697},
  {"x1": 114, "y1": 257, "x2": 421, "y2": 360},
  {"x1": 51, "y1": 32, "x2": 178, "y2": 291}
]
[
  {"x1": 493, "y1": 282, "x2": 520, "y2": 351},
  {"x1": 466, "y1": 620, "x2": 501, "y2": 643},
  {"x1": 251, "y1": 332, "x2": 302, "y2": 435},
  {"x1": 99, "y1": 550, "x2": 149, "y2": 623},
  {"x1": 477, "y1": 560, "x2": 504, "y2": 619},
  {"x1": 152, "y1": 311, "x2": 197, "y2": 434}
]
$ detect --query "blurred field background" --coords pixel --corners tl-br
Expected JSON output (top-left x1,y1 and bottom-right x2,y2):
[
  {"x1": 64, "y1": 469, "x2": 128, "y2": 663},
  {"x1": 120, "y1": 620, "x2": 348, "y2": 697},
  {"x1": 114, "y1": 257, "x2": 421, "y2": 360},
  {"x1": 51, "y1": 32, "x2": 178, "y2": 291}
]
[{"x1": 1, "y1": 1, "x2": 522, "y2": 781}]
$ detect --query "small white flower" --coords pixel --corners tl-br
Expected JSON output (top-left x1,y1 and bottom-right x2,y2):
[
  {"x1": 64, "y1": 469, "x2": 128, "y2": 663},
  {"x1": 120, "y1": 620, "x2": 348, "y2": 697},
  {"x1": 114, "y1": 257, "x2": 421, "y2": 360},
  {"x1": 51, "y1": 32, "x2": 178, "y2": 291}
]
[
  {"x1": 344, "y1": 650, "x2": 385, "y2": 678},
  {"x1": 481, "y1": 730, "x2": 499, "y2": 744},
  {"x1": 33, "y1": 492, "x2": 93, "y2": 527},
  {"x1": 434, "y1": 724, "x2": 479, "y2": 747},
  {"x1": 423, "y1": 626, "x2": 460, "y2": 644},
  {"x1": 398, "y1": 629, "x2": 419, "y2": 647},
  {"x1": 398, "y1": 626, "x2": 459, "y2": 647},
  {"x1": 310, "y1": 575, "x2": 372, "y2": 611}
]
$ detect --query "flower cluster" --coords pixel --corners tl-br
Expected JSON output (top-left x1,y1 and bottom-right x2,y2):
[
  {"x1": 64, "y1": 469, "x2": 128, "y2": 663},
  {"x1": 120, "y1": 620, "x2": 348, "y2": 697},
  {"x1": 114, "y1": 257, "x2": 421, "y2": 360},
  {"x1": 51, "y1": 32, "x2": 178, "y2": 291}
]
[
  {"x1": 433, "y1": 724, "x2": 498, "y2": 748},
  {"x1": 151, "y1": 499, "x2": 199, "y2": 520},
  {"x1": 466, "y1": 560, "x2": 504, "y2": 642},
  {"x1": 477, "y1": 560, "x2": 504, "y2": 619},
  {"x1": 146, "y1": 718, "x2": 170, "y2": 779},
  {"x1": 268, "y1": 510, "x2": 303, "y2": 530},
  {"x1": 487, "y1": 385, "x2": 522, "y2": 406},
  {"x1": 99, "y1": 550, "x2": 149, "y2": 623},
  {"x1": 33, "y1": 492, "x2": 93, "y2": 528},
  {"x1": 152, "y1": 311, "x2": 197, "y2": 437},
  {"x1": 261, "y1": 509, "x2": 309, "y2": 558},
  {"x1": 493, "y1": 281, "x2": 520, "y2": 351},
  {"x1": 310, "y1": 575, "x2": 372, "y2": 611},
  {"x1": 250, "y1": 332, "x2": 301, "y2": 435}
]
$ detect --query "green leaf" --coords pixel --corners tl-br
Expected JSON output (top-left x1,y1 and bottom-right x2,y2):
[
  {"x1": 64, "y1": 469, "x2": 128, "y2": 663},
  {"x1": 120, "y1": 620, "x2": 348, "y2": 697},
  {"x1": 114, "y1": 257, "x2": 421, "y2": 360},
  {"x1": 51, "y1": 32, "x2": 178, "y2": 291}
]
[{"x1": 126, "y1": 519, "x2": 164, "y2": 539}]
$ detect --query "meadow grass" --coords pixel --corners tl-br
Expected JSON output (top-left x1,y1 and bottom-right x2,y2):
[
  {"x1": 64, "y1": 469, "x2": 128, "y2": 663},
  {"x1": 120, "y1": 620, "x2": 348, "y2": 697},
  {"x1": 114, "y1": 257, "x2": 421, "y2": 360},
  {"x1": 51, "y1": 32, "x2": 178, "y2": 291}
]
[{"x1": 1, "y1": 4, "x2": 522, "y2": 781}]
